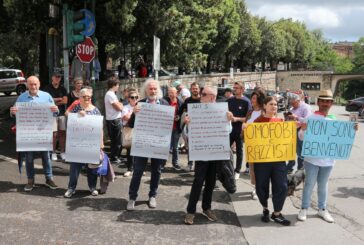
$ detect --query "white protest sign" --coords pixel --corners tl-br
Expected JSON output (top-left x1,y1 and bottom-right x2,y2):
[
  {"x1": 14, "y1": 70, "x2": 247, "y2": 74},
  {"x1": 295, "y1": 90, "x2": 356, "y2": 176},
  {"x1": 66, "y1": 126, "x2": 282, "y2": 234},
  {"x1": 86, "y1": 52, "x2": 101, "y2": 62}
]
[
  {"x1": 188, "y1": 102, "x2": 230, "y2": 161},
  {"x1": 131, "y1": 103, "x2": 174, "y2": 159},
  {"x1": 65, "y1": 113, "x2": 103, "y2": 164},
  {"x1": 16, "y1": 102, "x2": 54, "y2": 151}
]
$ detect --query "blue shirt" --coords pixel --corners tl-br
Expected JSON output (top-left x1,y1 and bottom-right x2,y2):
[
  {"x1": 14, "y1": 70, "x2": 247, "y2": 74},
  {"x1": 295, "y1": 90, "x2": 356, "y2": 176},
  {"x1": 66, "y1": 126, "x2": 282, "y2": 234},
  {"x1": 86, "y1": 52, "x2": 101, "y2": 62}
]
[{"x1": 16, "y1": 90, "x2": 55, "y2": 104}]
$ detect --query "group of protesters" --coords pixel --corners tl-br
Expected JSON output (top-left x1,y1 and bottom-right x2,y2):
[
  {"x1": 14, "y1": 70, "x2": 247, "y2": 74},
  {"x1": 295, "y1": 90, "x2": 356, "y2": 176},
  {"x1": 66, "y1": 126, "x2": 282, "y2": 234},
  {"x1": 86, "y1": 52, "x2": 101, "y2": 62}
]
[{"x1": 10, "y1": 73, "x2": 358, "y2": 226}]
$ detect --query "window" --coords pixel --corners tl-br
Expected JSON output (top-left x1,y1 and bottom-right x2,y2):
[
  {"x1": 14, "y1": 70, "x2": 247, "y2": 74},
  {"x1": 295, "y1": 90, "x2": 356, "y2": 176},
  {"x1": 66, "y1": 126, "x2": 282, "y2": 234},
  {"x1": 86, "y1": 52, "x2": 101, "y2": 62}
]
[{"x1": 301, "y1": 83, "x2": 320, "y2": 90}]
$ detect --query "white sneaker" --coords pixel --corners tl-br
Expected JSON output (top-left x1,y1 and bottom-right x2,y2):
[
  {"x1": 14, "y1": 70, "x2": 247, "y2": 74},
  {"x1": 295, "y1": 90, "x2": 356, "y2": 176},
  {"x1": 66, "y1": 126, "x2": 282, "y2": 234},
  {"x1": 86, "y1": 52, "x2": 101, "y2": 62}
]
[
  {"x1": 51, "y1": 153, "x2": 58, "y2": 161},
  {"x1": 127, "y1": 200, "x2": 135, "y2": 210},
  {"x1": 60, "y1": 153, "x2": 66, "y2": 161},
  {"x1": 149, "y1": 197, "x2": 157, "y2": 208},
  {"x1": 251, "y1": 190, "x2": 258, "y2": 200},
  {"x1": 297, "y1": 209, "x2": 307, "y2": 221},
  {"x1": 234, "y1": 172, "x2": 240, "y2": 180},
  {"x1": 90, "y1": 189, "x2": 98, "y2": 196},
  {"x1": 64, "y1": 189, "x2": 75, "y2": 198},
  {"x1": 124, "y1": 171, "x2": 132, "y2": 177},
  {"x1": 318, "y1": 209, "x2": 334, "y2": 223}
]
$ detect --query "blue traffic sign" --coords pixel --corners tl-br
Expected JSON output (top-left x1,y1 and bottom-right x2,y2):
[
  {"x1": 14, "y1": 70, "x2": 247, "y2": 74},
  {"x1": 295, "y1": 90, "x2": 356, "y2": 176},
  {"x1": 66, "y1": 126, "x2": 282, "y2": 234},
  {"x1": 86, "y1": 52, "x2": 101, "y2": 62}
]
[{"x1": 80, "y1": 9, "x2": 96, "y2": 37}]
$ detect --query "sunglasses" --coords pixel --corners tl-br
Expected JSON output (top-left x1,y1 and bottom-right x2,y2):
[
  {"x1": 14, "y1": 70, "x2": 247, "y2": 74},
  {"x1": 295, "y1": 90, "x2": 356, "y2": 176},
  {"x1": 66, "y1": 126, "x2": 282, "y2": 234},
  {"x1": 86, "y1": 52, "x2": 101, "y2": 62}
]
[
  {"x1": 129, "y1": 96, "x2": 138, "y2": 100},
  {"x1": 201, "y1": 92, "x2": 214, "y2": 97}
]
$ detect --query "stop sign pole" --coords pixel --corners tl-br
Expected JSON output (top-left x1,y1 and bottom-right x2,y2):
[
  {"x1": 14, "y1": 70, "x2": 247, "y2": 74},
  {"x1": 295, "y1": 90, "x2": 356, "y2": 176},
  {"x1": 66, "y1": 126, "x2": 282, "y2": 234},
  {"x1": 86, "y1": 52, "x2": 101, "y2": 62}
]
[{"x1": 76, "y1": 37, "x2": 95, "y2": 63}]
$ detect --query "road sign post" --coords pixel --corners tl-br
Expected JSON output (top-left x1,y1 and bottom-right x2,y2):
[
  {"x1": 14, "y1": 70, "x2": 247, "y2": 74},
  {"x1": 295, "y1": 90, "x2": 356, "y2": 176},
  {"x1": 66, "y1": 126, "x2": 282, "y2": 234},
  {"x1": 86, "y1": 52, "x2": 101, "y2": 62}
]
[{"x1": 153, "y1": 36, "x2": 160, "y2": 80}]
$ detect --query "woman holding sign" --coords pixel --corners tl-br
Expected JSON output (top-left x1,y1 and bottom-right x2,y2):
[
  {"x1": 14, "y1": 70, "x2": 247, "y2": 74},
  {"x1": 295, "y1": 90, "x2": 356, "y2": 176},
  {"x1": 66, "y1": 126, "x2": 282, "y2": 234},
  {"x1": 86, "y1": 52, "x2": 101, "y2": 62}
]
[
  {"x1": 252, "y1": 96, "x2": 291, "y2": 226},
  {"x1": 64, "y1": 87, "x2": 104, "y2": 198}
]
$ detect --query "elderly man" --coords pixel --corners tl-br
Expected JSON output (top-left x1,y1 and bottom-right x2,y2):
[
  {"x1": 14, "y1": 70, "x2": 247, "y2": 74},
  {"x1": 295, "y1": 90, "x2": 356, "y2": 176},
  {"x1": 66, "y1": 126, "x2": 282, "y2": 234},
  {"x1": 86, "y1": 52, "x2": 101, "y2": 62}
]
[
  {"x1": 184, "y1": 86, "x2": 233, "y2": 225},
  {"x1": 227, "y1": 82, "x2": 251, "y2": 179},
  {"x1": 104, "y1": 79, "x2": 124, "y2": 164},
  {"x1": 10, "y1": 76, "x2": 59, "y2": 191},
  {"x1": 164, "y1": 87, "x2": 183, "y2": 170},
  {"x1": 126, "y1": 78, "x2": 169, "y2": 210},
  {"x1": 286, "y1": 93, "x2": 312, "y2": 173},
  {"x1": 44, "y1": 71, "x2": 68, "y2": 161}
]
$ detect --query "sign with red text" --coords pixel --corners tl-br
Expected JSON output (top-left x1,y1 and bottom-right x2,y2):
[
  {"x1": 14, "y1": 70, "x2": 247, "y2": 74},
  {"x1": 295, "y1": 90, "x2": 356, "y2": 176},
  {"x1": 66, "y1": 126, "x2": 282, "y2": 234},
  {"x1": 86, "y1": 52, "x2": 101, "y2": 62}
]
[
  {"x1": 65, "y1": 113, "x2": 103, "y2": 164},
  {"x1": 76, "y1": 37, "x2": 95, "y2": 63},
  {"x1": 16, "y1": 103, "x2": 54, "y2": 151},
  {"x1": 131, "y1": 103, "x2": 174, "y2": 159},
  {"x1": 244, "y1": 121, "x2": 297, "y2": 162},
  {"x1": 188, "y1": 103, "x2": 230, "y2": 161}
]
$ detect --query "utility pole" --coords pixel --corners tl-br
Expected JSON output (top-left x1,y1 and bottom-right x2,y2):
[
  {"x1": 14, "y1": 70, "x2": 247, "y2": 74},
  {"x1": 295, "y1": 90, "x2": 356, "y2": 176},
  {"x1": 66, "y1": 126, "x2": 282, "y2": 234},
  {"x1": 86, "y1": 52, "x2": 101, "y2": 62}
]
[{"x1": 62, "y1": 4, "x2": 70, "y2": 92}]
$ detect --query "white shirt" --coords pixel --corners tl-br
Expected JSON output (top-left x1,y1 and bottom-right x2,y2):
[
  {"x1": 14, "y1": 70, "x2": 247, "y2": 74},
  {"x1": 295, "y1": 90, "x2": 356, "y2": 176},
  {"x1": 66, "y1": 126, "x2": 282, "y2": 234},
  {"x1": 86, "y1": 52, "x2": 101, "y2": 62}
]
[
  {"x1": 121, "y1": 104, "x2": 134, "y2": 126},
  {"x1": 247, "y1": 110, "x2": 262, "y2": 123},
  {"x1": 104, "y1": 90, "x2": 122, "y2": 120}
]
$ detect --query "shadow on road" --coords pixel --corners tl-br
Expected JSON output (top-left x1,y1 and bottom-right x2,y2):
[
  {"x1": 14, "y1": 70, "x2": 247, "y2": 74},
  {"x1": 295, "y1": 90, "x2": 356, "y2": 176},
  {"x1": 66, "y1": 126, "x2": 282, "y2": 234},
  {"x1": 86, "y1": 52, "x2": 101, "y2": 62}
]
[
  {"x1": 333, "y1": 187, "x2": 364, "y2": 200},
  {"x1": 66, "y1": 197, "x2": 126, "y2": 212}
]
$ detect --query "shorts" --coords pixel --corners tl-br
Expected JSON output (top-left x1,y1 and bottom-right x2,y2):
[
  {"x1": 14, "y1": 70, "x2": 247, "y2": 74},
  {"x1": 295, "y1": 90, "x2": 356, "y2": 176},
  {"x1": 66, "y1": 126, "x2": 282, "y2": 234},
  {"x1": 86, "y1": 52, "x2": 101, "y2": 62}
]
[{"x1": 53, "y1": 116, "x2": 66, "y2": 131}]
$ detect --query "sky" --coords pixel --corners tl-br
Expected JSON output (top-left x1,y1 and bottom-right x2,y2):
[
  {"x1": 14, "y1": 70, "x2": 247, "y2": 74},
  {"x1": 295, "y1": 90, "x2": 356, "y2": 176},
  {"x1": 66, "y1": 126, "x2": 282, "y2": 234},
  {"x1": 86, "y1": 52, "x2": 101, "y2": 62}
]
[{"x1": 245, "y1": 0, "x2": 364, "y2": 42}]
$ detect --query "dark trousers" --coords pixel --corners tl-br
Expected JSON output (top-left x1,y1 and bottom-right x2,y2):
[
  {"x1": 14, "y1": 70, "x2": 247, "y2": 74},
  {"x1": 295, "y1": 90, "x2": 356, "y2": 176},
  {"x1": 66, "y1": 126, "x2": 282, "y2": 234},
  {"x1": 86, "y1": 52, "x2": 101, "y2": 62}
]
[
  {"x1": 171, "y1": 129, "x2": 181, "y2": 166},
  {"x1": 126, "y1": 148, "x2": 133, "y2": 171},
  {"x1": 230, "y1": 133, "x2": 243, "y2": 173},
  {"x1": 106, "y1": 119, "x2": 122, "y2": 160},
  {"x1": 128, "y1": 157, "x2": 165, "y2": 200},
  {"x1": 187, "y1": 161, "x2": 217, "y2": 214},
  {"x1": 287, "y1": 130, "x2": 304, "y2": 171},
  {"x1": 254, "y1": 162, "x2": 288, "y2": 212},
  {"x1": 68, "y1": 163, "x2": 98, "y2": 191}
]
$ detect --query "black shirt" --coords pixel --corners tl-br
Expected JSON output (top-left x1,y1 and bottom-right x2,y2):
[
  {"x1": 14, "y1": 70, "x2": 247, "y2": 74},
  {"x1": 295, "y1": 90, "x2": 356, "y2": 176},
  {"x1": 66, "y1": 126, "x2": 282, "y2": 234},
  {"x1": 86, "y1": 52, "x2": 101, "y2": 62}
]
[
  {"x1": 44, "y1": 84, "x2": 68, "y2": 116},
  {"x1": 178, "y1": 96, "x2": 200, "y2": 116},
  {"x1": 227, "y1": 96, "x2": 250, "y2": 134}
]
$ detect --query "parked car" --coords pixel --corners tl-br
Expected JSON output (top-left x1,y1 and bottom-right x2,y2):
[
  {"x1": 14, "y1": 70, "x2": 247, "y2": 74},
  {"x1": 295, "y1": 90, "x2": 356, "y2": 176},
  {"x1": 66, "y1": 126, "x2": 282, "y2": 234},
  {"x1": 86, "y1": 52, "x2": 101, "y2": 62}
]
[
  {"x1": 345, "y1": 97, "x2": 364, "y2": 113},
  {"x1": 0, "y1": 68, "x2": 26, "y2": 96}
]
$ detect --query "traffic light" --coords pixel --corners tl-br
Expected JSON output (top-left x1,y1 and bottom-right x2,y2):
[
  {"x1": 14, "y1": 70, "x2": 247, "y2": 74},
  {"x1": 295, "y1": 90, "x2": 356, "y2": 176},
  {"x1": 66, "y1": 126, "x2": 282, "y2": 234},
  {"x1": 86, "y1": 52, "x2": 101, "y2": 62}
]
[{"x1": 66, "y1": 10, "x2": 86, "y2": 48}]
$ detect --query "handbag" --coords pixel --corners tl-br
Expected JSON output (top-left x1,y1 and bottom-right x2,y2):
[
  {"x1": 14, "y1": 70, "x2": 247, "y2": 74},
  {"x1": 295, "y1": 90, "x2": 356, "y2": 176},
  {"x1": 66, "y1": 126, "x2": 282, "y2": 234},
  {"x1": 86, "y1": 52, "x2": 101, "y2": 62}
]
[{"x1": 122, "y1": 126, "x2": 133, "y2": 148}]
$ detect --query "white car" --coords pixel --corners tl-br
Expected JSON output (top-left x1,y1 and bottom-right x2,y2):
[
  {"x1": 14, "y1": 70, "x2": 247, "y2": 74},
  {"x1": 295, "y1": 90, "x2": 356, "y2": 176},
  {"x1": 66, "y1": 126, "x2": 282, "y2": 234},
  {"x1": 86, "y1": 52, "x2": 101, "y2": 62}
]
[{"x1": 0, "y1": 68, "x2": 27, "y2": 96}]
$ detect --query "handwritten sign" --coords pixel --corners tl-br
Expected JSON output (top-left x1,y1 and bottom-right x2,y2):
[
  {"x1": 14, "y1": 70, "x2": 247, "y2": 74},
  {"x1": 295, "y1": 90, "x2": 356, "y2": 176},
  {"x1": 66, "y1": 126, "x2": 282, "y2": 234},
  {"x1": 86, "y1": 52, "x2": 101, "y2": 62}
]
[
  {"x1": 188, "y1": 103, "x2": 230, "y2": 161},
  {"x1": 302, "y1": 119, "x2": 356, "y2": 159},
  {"x1": 131, "y1": 103, "x2": 174, "y2": 159},
  {"x1": 65, "y1": 113, "x2": 103, "y2": 164},
  {"x1": 244, "y1": 121, "x2": 296, "y2": 162},
  {"x1": 16, "y1": 102, "x2": 54, "y2": 151}
]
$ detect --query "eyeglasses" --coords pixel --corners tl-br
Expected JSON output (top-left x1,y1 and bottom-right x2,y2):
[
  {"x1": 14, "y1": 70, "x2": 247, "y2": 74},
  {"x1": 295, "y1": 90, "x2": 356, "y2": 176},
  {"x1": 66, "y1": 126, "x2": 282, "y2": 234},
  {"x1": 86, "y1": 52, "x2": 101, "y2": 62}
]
[
  {"x1": 129, "y1": 96, "x2": 138, "y2": 100},
  {"x1": 201, "y1": 92, "x2": 214, "y2": 97},
  {"x1": 81, "y1": 96, "x2": 91, "y2": 100}
]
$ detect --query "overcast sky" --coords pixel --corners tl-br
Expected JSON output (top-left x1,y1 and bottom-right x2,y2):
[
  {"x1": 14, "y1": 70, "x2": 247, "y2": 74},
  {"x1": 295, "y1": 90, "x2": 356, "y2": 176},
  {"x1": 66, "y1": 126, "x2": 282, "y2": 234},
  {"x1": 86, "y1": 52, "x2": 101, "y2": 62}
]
[{"x1": 245, "y1": 0, "x2": 364, "y2": 42}]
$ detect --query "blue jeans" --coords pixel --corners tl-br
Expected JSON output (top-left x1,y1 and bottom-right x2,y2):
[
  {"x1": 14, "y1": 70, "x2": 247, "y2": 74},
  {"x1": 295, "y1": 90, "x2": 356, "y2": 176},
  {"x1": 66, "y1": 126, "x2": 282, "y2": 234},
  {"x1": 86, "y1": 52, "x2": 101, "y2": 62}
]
[
  {"x1": 287, "y1": 130, "x2": 304, "y2": 171},
  {"x1": 67, "y1": 163, "x2": 98, "y2": 191},
  {"x1": 128, "y1": 157, "x2": 165, "y2": 200},
  {"x1": 171, "y1": 129, "x2": 181, "y2": 166},
  {"x1": 301, "y1": 161, "x2": 333, "y2": 209},
  {"x1": 25, "y1": 151, "x2": 53, "y2": 180}
]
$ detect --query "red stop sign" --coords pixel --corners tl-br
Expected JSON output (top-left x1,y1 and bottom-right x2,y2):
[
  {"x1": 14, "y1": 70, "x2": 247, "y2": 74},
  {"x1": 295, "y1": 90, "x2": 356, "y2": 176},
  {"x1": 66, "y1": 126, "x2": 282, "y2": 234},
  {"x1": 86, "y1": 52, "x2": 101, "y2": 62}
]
[{"x1": 76, "y1": 37, "x2": 96, "y2": 63}]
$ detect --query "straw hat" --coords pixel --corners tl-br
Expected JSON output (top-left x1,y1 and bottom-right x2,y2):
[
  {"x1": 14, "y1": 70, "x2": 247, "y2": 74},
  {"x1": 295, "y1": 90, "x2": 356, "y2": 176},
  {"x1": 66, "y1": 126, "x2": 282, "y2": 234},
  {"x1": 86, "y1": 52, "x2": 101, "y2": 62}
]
[{"x1": 317, "y1": 90, "x2": 334, "y2": 100}]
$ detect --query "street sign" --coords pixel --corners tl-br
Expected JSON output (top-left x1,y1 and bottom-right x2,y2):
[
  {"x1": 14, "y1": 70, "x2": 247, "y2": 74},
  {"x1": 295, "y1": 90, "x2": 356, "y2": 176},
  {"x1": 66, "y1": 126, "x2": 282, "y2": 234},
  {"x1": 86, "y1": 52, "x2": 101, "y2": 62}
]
[
  {"x1": 153, "y1": 36, "x2": 160, "y2": 71},
  {"x1": 80, "y1": 9, "x2": 96, "y2": 37},
  {"x1": 76, "y1": 37, "x2": 95, "y2": 63}
]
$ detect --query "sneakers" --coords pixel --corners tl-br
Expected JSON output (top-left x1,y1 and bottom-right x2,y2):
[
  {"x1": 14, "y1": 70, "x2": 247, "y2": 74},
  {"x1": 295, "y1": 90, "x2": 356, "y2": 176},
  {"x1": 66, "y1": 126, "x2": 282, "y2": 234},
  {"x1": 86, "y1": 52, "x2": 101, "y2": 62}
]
[
  {"x1": 173, "y1": 165, "x2": 182, "y2": 171},
  {"x1": 110, "y1": 158, "x2": 122, "y2": 164},
  {"x1": 234, "y1": 172, "x2": 240, "y2": 180},
  {"x1": 45, "y1": 178, "x2": 58, "y2": 189},
  {"x1": 124, "y1": 171, "x2": 132, "y2": 177},
  {"x1": 187, "y1": 164, "x2": 193, "y2": 172},
  {"x1": 297, "y1": 209, "x2": 307, "y2": 221},
  {"x1": 261, "y1": 209, "x2": 270, "y2": 223},
  {"x1": 24, "y1": 179, "x2": 34, "y2": 192},
  {"x1": 127, "y1": 200, "x2": 136, "y2": 210},
  {"x1": 318, "y1": 209, "x2": 334, "y2": 223},
  {"x1": 271, "y1": 213, "x2": 291, "y2": 226},
  {"x1": 64, "y1": 189, "x2": 76, "y2": 198},
  {"x1": 202, "y1": 209, "x2": 217, "y2": 221},
  {"x1": 184, "y1": 213, "x2": 195, "y2": 225},
  {"x1": 148, "y1": 197, "x2": 157, "y2": 208},
  {"x1": 242, "y1": 168, "x2": 250, "y2": 175},
  {"x1": 90, "y1": 188, "x2": 99, "y2": 196},
  {"x1": 51, "y1": 153, "x2": 58, "y2": 161},
  {"x1": 60, "y1": 153, "x2": 66, "y2": 161},
  {"x1": 251, "y1": 190, "x2": 258, "y2": 200}
]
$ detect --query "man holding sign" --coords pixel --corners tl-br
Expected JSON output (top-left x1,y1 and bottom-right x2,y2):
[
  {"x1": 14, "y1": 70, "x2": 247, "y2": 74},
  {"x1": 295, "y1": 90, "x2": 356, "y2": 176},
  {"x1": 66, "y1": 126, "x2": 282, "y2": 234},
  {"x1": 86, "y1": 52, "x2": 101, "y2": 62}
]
[
  {"x1": 297, "y1": 90, "x2": 359, "y2": 223},
  {"x1": 126, "y1": 79, "x2": 172, "y2": 211},
  {"x1": 10, "y1": 76, "x2": 59, "y2": 192},
  {"x1": 184, "y1": 86, "x2": 234, "y2": 225}
]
